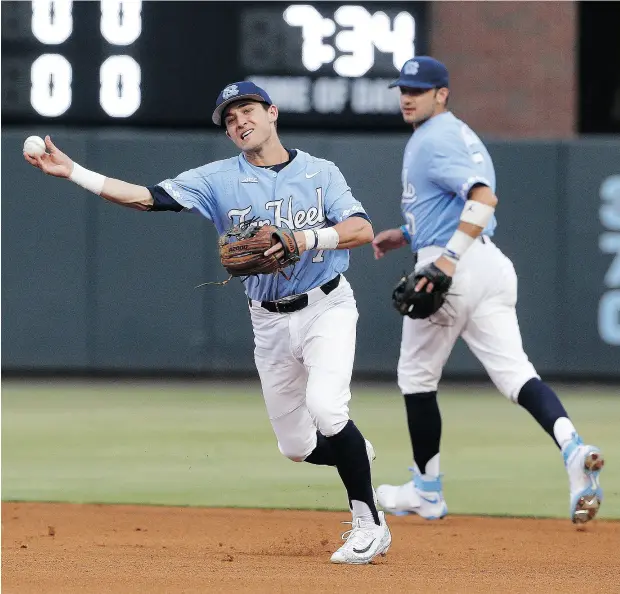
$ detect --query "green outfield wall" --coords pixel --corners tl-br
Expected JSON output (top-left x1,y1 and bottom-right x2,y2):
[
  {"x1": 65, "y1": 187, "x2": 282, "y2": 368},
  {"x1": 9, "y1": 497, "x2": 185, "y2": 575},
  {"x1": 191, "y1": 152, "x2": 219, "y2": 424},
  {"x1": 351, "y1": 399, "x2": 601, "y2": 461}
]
[{"x1": 2, "y1": 129, "x2": 619, "y2": 379}]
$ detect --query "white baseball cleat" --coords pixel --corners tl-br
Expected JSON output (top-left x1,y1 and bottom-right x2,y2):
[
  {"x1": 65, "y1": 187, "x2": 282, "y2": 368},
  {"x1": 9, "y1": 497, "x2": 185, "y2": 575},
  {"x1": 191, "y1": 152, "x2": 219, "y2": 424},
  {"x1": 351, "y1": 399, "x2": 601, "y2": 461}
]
[
  {"x1": 330, "y1": 511, "x2": 391, "y2": 565},
  {"x1": 377, "y1": 467, "x2": 448, "y2": 520},
  {"x1": 563, "y1": 434, "x2": 604, "y2": 524}
]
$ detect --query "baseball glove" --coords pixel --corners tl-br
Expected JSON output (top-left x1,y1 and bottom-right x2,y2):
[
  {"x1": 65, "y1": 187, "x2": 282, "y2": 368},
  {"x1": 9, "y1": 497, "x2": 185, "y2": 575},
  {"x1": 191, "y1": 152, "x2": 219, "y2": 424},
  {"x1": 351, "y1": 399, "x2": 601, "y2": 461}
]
[
  {"x1": 392, "y1": 263, "x2": 453, "y2": 319},
  {"x1": 218, "y1": 222, "x2": 300, "y2": 278}
]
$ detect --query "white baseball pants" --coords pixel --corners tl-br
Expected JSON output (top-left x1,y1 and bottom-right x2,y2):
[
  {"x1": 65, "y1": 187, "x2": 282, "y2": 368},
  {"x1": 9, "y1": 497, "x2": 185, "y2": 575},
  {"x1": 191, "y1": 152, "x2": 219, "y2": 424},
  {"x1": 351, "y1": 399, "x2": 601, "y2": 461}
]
[
  {"x1": 250, "y1": 276, "x2": 358, "y2": 461},
  {"x1": 397, "y1": 238, "x2": 539, "y2": 401}
]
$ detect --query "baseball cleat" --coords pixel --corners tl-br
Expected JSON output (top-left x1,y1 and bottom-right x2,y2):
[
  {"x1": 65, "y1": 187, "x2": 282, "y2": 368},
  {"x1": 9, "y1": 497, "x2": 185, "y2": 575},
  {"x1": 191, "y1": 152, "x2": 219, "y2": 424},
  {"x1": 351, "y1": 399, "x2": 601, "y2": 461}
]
[
  {"x1": 330, "y1": 511, "x2": 391, "y2": 564},
  {"x1": 377, "y1": 467, "x2": 448, "y2": 520},
  {"x1": 563, "y1": 434, "x2": 604, "y2": 524}
]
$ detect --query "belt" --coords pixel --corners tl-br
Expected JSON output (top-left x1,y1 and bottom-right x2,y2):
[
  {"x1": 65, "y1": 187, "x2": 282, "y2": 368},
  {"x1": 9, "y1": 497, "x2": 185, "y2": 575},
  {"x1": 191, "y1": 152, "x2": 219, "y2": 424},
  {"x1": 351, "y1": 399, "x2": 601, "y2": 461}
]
[
  {"x1": 248, "y1": 274, "x2": 340, "y2": 313},
  {"x1": 248, "y1": 274, "x2": 341, "y2": 314}
]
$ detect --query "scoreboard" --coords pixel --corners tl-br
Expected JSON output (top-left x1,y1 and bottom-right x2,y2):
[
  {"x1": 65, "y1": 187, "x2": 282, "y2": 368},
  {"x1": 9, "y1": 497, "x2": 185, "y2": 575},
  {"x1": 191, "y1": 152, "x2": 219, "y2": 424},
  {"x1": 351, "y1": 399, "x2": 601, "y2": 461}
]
[{"x1": 1, "y1": 0, "x2": 428, "y2": 129}]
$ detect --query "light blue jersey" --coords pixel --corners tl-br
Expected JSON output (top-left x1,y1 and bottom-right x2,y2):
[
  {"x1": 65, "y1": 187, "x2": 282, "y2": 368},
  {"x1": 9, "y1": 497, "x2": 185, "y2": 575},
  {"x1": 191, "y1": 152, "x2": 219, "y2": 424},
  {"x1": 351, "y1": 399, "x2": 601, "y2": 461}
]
[
  {"x1": 400, "y1": 111, "x2": 497, "y2": 252},
  {"x1": 157, "y1": 150, "x2": 367, "y2": 301}
]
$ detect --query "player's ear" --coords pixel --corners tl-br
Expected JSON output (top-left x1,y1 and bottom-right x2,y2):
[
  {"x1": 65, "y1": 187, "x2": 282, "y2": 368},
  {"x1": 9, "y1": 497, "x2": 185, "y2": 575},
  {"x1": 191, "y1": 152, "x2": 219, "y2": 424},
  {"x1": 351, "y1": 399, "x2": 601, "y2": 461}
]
[
  {"x1": 437, "y1": 87, "x2": 449, "y2": 106},
  {"x1": 267, "y1": 104, "x2": 278, "y2": 125}
]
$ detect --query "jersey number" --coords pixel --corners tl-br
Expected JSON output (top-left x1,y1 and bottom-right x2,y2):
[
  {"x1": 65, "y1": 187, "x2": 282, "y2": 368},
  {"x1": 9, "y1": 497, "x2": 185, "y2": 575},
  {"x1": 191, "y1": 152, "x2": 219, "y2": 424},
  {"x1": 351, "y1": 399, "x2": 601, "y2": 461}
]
[{"x1": 312, "y1": 249, "x2": 325, "y2": 263}]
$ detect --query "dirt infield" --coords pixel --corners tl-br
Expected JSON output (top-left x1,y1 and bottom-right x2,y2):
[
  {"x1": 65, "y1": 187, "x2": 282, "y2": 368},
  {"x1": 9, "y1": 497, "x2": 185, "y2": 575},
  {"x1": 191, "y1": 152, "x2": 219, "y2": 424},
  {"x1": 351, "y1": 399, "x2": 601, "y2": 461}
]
[{"x1": 2, "y1": 503, "x2": 619, "y2": 593}]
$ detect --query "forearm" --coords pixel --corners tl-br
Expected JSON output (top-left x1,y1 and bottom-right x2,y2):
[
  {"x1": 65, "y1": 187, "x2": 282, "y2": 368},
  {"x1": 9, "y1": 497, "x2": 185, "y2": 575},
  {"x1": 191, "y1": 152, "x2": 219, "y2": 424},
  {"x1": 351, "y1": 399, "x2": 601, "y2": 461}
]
[
  {"x1": 70, "y1": 162, "x2": 153, "y2": 211},
  {"x1": 443, "y1": 185, "x2": 497, "y2": 264},
  {"x1": 332, "y1": 217, "x2": 374, "y2": 249},
  {"x1": 455, "y1": 185, "x2": 498, "y2": 239},
  {"x1": 100, "y1": 177, "x2": 154, "y2": 211},
  {"x1": 300, "y1": 217, "x2": 373, "y2": 253}
]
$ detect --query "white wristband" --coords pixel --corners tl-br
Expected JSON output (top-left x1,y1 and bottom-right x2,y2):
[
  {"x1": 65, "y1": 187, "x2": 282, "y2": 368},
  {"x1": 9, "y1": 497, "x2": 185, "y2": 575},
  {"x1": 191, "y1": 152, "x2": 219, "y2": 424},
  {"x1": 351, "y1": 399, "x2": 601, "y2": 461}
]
[
  {"x1": 314, "y1": 227, "x2": 340, "y2": 250},
  {"x1": 443, "y1": 230, "x2": 475, "y2": 262},
  {"x1": 69, "y1": 162, "x2": 106, "y2": 195},
  {"x1": 302, "y1": 230, "x2": 317, "y2": 250},
  {"x1": 460, "y1": 200, "x2": 495, "y2": 228}
]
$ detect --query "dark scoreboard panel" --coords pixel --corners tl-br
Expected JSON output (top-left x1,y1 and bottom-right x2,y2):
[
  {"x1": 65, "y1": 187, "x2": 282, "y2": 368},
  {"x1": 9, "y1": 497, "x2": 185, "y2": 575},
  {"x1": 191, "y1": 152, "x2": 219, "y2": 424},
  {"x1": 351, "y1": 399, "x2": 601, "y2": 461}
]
[{"x1": 1, "y1": 0, "x2": 428, "y2": 129}]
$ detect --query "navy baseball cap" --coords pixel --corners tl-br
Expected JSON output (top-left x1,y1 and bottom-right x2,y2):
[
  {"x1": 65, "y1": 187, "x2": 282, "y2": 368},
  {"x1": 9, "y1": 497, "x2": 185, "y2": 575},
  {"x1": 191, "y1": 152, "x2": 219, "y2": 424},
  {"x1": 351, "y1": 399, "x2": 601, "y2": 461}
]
[
  {"x1": 388, "y1": 56, "x2": 449, "y2": 90},
  {"x1": 212, "y1": 81, "x2": 272, "y2": 126}
]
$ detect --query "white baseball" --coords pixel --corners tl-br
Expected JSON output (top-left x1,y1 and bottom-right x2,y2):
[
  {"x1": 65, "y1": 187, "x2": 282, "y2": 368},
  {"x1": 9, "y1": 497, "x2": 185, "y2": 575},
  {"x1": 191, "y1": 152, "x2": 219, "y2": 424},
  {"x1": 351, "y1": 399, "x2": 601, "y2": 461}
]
[{"x1": 23, "y1": 135, "x2": 46, "y2": 157}]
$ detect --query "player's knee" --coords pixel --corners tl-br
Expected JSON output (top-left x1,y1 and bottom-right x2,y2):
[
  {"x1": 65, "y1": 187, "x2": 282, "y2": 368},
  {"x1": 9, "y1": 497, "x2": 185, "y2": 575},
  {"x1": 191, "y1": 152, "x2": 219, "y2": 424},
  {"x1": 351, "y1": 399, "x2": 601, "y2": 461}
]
[
  {"x1": 277, "y1": 440, "x2": 310, "y2": 462},
  {"x1": 308, "y1": 406, "x2": 349, "y2": 437},
  {"x1": 305, "y1": 390, "x2": 350, "y2": 436},
  {"x1": 492, "y1": 371, "x2": 540, "y2": 403},
  {"x1": 315, "y1": 417, "x2": 348, "y2": 438}
]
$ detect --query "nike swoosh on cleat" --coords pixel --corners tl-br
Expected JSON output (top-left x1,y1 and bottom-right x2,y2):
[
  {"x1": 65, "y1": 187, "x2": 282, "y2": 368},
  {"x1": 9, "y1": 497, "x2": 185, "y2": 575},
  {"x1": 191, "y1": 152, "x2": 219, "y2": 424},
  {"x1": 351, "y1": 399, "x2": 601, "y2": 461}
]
[
  {"x1": 353, "y1": 539, "x2": 376, "y2": 554},
  {"x1": 420, "y1": 495, "x2": 440, "y2": 504},
  {"x1": 305, "y1": 171, "x2": 320, "y2": 178}
]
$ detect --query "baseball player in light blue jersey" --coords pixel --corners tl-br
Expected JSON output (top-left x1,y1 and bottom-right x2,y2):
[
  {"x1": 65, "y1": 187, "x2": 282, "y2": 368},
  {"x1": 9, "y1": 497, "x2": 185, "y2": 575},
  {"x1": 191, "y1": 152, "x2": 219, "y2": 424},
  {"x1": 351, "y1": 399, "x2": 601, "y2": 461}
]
[
  {"x1": 24, "y1": 81, "x2": 391, "y2": 564},
  {"x1": 372, "y1": 57, "x2": 604, "y2": 524}
]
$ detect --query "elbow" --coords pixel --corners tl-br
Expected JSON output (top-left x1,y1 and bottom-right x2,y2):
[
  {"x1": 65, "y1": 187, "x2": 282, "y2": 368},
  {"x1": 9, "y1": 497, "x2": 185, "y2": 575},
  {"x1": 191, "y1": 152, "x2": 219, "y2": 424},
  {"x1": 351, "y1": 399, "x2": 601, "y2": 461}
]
[
  {"x1": 336, "y1": 217, "x2": 374, "y2": 248},
  {"x1": 470, "y1": 185, "x2": 498, "y2": 208},
  {"x1": 129, "y1": 201, "x2": 152, "y2": 212}
]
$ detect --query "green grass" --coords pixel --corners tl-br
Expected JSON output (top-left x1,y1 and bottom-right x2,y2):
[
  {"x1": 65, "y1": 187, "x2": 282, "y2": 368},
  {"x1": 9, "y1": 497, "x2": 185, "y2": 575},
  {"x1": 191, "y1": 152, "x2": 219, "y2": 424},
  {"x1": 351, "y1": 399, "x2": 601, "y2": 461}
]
[{"x1": 2, "y1": 380, "x2": 619, "y2": 519}]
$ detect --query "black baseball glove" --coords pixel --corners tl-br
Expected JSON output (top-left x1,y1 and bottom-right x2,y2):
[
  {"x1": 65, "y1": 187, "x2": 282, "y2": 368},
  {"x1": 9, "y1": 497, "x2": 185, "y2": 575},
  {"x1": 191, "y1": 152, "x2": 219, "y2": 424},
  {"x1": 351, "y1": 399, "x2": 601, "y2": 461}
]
[{"x1": 392, "y1": 263, "x2": 453, "y2": 319}]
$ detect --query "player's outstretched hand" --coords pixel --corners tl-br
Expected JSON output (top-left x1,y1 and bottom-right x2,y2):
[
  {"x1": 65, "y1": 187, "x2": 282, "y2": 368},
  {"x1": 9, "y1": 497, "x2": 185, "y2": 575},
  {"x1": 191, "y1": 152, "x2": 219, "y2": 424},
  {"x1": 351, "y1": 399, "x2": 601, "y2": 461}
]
[
  {"x1": 23, "y1": 135, "x2": 73, "y2": 179},
  {"x1": 372, "y1": 228, "x2": 408, "y2": 259}
]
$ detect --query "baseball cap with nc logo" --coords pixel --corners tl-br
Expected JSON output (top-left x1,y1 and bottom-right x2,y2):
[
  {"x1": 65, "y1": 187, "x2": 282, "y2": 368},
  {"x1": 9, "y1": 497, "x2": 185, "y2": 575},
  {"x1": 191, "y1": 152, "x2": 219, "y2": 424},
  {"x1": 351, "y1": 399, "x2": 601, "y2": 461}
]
[
  {"x1": 388, "y1": 56, "x2": 449, "y2": 90},
  {"x1": 212, "y1": 81, "x2": 272, "y2": 126}
]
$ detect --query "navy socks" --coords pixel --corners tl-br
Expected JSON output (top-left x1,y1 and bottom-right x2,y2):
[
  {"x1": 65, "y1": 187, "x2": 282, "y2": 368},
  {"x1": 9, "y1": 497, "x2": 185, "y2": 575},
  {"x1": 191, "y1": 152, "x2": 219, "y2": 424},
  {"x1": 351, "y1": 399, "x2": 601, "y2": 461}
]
[
  {"x1": 304, "y1": 431, "x2": 336, "y2": 466},
  {"x1": 517, "y1": 378, "x2": 570, "y2": 449},
  {"x1": 403, "y1": 391, "x2": 441, "y2": 474},
  {"x1": 325, "y1": 420, "x2": 380, "y2": 525}
]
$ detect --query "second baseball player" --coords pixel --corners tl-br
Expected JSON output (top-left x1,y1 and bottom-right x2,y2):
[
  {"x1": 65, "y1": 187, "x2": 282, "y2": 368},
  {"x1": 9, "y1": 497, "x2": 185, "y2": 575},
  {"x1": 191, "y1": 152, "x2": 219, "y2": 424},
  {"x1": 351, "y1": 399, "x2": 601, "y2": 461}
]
[{"x1": 372, "y1": 56, "x2": 604, "y2": 525}]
